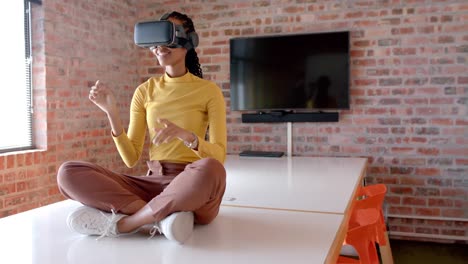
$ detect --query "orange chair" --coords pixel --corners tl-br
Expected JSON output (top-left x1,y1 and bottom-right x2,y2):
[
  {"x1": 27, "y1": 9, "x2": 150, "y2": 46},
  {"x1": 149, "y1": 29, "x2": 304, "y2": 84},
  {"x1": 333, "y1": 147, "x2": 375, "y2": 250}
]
[
  {"x1": 337, "y1": 208, "x2": 380, "y2": 264},
  {"x1": 354, "y1": 184, "x2": 393, "y2": 264}
]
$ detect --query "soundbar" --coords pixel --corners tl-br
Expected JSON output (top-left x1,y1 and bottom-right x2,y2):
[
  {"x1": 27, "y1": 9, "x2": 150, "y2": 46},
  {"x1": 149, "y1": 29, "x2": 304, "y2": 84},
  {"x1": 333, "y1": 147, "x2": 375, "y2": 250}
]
[{"x1": 241, "y1": 112, "x2": 339, "y2": 123}]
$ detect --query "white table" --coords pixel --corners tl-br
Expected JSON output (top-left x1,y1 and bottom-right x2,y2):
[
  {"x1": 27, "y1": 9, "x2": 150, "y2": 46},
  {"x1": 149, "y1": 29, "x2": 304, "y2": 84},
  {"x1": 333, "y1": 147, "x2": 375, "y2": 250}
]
[
  {"x1": 0, "y1": 200, "x2": 344, "y2": 264},
  {"x1": 0, "y1": 155, "x2": 367, "y2": 264},
  {"x1": 223, "y1": 155, "x2": 367, "y2": 214}
]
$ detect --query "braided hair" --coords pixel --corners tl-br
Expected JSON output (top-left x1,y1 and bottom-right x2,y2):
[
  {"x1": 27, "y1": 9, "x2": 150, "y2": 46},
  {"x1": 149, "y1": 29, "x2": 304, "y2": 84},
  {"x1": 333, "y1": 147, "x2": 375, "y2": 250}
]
[{"x1": 166, "y1": 11, "x2": 203, "y2": 79}]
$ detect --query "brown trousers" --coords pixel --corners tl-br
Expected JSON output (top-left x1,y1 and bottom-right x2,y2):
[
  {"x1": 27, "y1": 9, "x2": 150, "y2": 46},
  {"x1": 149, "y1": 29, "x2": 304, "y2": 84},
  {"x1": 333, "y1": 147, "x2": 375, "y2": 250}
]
[{"x1": 57, "y1": 158, "x2": 226, "y2": 224}]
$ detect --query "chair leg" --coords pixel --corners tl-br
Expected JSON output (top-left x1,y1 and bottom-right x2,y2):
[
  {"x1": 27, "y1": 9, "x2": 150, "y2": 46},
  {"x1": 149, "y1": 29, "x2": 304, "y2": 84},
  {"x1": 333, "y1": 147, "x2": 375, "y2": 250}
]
[{"x1": 379, "y1": 231, "x2": 394, "y2": 264}]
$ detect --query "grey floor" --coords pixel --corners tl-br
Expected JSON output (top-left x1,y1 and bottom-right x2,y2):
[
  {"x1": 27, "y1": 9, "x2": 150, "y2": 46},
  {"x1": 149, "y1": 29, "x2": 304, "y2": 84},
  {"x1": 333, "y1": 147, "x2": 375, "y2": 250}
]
[{"x1": 390, "y1": 239, "x2": 468, "y2": 264}]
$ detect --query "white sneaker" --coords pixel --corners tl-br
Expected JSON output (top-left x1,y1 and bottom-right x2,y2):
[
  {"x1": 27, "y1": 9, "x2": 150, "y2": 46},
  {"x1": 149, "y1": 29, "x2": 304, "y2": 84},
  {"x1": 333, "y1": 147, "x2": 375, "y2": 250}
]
[
  {"x1": 151, "y1": 211, "x2": 194, "y2": 244},
  {"x1": 67, "y1": 206, "x2": 126, "y2": 239}
]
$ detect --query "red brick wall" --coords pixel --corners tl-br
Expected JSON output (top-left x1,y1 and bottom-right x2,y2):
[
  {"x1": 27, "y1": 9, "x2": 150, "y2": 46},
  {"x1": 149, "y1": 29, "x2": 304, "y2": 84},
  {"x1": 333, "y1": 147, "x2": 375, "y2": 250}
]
[
  {"x1": 0, "y1": 0, "x2": 147, "y2": 217},
  {"x1": 135, "y1": 1, "x2": 467, "y2": 241}
]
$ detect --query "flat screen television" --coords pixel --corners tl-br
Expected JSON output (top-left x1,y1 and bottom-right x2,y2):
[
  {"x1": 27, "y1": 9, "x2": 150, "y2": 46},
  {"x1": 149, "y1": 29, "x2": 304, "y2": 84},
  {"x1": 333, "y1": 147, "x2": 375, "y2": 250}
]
[{"x1": 230, "y1": 31, "x2": 350, "y2": 112}]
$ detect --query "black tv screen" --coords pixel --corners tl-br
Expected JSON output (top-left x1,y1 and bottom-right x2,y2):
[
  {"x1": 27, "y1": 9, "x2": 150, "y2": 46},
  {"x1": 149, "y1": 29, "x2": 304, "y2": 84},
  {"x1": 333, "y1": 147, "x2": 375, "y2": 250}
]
[{"x1": 230, "y1": 31, "x2": 350, "y2": 111}]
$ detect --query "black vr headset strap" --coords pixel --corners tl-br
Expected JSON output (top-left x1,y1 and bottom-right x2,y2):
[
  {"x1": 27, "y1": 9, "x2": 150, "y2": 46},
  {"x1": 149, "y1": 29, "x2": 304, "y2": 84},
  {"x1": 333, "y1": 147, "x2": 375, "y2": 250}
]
[
  {"x1": 159, "y1": 12, "x2": 171, "y2": 20},
  {"x1": 159, "y1": 12, "x2": 199, "y2": 50},
  {"x1": 187, "y1": 32, "x2": 199, "y2": 49}
]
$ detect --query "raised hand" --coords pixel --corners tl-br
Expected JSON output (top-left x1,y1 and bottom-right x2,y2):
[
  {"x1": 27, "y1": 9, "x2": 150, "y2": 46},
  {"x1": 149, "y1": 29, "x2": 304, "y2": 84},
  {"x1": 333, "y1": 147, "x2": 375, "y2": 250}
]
[
  {"x1": 152, "y1": 118, "x2": 194, "y2": 146},
  {"x1": 88, "y1": 80, "x2": 117, "y2": 114}
]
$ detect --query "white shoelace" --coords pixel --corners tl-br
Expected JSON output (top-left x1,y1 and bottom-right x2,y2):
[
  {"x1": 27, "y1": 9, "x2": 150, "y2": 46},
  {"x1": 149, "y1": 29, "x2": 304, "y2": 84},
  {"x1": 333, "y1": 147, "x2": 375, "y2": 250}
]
[
  {"x1": 148, "y1": 222, "x2": 162, "y2": 239},
  {"x1": 96, "y1": 209, "x2": 121, "y2": 240}
]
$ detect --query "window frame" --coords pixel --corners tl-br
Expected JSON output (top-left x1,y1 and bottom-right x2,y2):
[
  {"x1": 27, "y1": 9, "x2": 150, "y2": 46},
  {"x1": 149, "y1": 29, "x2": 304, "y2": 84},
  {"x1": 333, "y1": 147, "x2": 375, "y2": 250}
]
[{"x1": 0, "y1": 0, "x2": 41, "y2": 153}]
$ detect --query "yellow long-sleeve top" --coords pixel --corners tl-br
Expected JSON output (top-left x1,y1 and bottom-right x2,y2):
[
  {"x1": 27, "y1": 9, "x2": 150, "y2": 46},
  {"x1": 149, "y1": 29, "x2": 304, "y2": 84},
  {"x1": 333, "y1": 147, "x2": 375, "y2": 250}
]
[{"x1": 112, "y1": 72, "x2": 227, "y2": 167}]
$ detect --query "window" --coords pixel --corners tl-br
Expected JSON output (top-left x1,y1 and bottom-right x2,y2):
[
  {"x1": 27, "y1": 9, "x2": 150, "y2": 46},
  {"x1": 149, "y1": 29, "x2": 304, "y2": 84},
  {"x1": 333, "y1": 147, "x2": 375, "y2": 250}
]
[{"x1": 0, "y1": 1, "x2": 38, "y2": 152}]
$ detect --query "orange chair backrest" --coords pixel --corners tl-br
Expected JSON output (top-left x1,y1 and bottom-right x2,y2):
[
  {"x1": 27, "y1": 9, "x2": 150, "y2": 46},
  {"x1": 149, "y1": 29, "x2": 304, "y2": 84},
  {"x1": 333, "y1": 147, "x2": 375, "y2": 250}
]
[
  {"x1": 355, "y1": 184, "x2": 386, "y2": 210},
  {"x1": 343, "y1": 208, "x2": 380, "y2": 264},
  {"x1": 352, "y1": 184, "x2": 389, "y2": 245}
]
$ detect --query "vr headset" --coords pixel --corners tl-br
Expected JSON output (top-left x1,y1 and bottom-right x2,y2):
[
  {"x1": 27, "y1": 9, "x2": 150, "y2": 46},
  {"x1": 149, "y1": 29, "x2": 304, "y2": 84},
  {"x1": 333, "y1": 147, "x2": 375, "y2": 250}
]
[{"x1": 134, "y1": 13, "x2": 199, "y2": 50}]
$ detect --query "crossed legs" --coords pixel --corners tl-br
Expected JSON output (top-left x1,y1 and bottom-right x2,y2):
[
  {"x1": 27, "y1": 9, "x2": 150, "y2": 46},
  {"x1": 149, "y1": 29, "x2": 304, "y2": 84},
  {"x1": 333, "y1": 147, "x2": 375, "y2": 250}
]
[{"x1": 57, "y1": 158, "x2": 226, "y2": 234}]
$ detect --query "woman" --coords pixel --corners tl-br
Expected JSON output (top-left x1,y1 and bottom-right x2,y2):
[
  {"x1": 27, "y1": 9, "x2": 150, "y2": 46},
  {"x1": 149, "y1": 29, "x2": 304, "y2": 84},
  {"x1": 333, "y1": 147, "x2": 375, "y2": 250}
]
[{"x1": 57, "y1": 11, "x2": 227, "y2": 244}]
